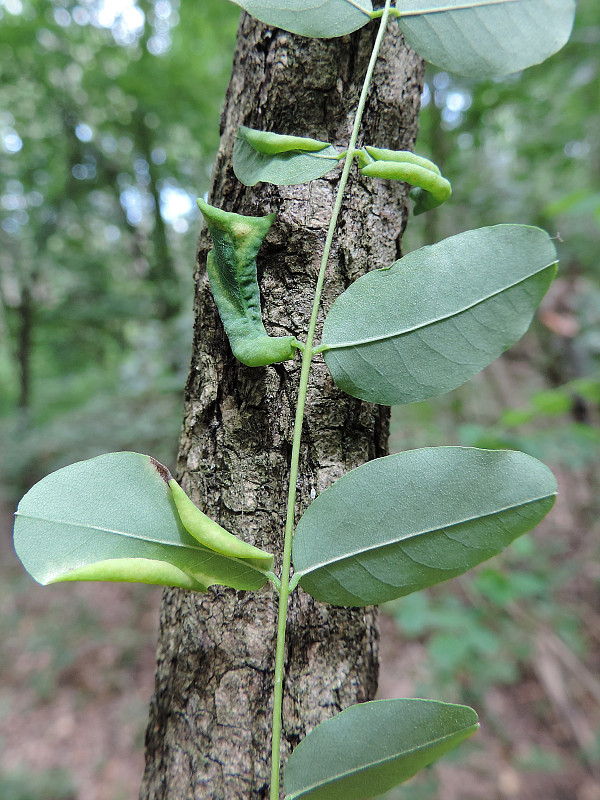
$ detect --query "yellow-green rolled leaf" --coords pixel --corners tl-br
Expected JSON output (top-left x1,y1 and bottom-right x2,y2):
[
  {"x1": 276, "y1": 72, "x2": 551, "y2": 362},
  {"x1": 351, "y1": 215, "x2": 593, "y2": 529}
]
[
  {"x1": 13, "y1": 452, "x2": 272, "y2": 592},
  {"x1": 364, "y1": 146, "x2": 442, "y2": 175},
  {"x1": 48, "y1": 557, "x2": 210, "y2": 592},
  {"x1": 361, "y1": 160, "x2": 451, "y2": 214},
  {"x1": 198, "y1": 199, "x2": 297, "y2": 366},
  {"x1": 233, "y1": 127, "x2": 340, "y2": 187},
  {"x1": 169, "y1": 479, "x2": 274, "y2": 572},
  {"x1": 238, "y1": 126, "x2": 331, "y2": 156}
]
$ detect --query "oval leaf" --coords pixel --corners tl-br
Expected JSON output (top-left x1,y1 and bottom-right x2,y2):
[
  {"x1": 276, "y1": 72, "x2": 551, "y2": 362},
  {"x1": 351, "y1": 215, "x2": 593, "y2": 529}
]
[
  {"x1": 292, "y1": 447, "x2": 557, "y2": 607},
  {"x1": 283, "y1": 698, "x2": 479, "y2": 800},
  {"x1": 230, "y1": 0, "x2": 373, "y2": 38},
  {"x1": 233, "y1": 134, "x2": 340, "y2": 187},
  {"x1": 398, "y1": 0, "x2": 576, "y2": 78},
  {"x1": 13, "y1": 452, "x2": 273, "y2": 592},
  {"x1": 321, "y1": 225, "x2": 557, "y2": 405}
]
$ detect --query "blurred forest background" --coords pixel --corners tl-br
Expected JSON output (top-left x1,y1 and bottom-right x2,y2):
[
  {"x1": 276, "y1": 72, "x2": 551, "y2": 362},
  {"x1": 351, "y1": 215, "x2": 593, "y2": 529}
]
[{"x1": 0, "y1": 1, "x2": 599, "y2": 799}]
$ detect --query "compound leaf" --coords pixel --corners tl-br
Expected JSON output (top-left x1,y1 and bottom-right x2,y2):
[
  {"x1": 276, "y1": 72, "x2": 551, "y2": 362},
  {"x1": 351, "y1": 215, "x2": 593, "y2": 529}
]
[
  {"x1": 292, "y1": 447, "x2": 557, "y2": 607},
  {"x1": 14, "y1": 452, "x2": 273, "y2": 592},
  {"x1": 397, "y1": 0, "x2": 576, "y2": 78},
  {"x1": 229, "y1": 0, "x2": 373, "y2": 38},
  {"x1": 283, "y1": 698, "x2": 479, "y2": 800},
  {"x1": 321, "y1": 225, "x2": 557, "y2": 406}
]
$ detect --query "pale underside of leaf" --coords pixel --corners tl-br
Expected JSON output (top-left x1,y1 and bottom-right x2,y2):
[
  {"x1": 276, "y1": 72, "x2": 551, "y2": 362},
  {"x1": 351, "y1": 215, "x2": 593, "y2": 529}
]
[
  {"x1": 324, "y1": 262, "x2": 553, "y2": 351},
  {"x1": 397, "y1": 0, "x2": 576, "y2": 78},
  {"x1": 231, "y1": 0, "x2": 373, "y2": 38},
  {"x1": 15, "y1": 511, "x2": 268, "y2": 590},
  {"x1": 292, "y1": 447, "x2": 557, "y2": 606},
  {"x1": 321, "y1": 224, "x2": 558, "y2": 405},
  {"x1": 47, "y1": 557, "x2": 210, "y2": 591},
  {"x1": 13, "y1": 452, "x2": 269, "y2": 592},
  {"x1": 322, "y1": 266, "x2": 555, "y2": 405},
  {"x1": 283, "y1": 698, "x2": 479, "y2": 800}
]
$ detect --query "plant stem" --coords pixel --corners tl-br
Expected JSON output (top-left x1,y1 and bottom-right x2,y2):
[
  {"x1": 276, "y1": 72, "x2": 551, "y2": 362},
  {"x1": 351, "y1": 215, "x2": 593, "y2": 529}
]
[{"x1": 269, "y1": 3, "x2": 393, "y2": 797}]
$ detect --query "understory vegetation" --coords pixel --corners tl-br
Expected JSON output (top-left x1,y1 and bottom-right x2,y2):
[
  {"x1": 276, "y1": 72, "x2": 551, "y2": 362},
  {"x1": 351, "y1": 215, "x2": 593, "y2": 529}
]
[{"x1": 1, "y1": 0, "x2": 598, "y2": 798}]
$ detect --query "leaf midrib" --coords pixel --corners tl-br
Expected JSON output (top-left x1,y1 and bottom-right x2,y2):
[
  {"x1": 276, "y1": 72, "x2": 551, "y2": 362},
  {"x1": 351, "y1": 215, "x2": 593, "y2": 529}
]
[
  {"x1": 399, "y1": 0, "x2": 519, "y2": 17},
  {"x1": 286, "y1": 722, "x2": 478, "y2": 799},
  {"x1": 294, "y1": 493, "x2": 555, "y2": 576},
  {"x1": 323, "y1": 259, "x2": 556, "y2": 351},
  {"x1": 15, "y1": 512, "x2": 218, "y2": 553}
]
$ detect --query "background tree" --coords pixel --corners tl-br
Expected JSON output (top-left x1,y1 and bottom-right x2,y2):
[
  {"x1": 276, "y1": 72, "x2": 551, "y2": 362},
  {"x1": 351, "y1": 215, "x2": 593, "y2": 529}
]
[{"x1": 0, "y1": 0, "x2": 238, "y2": 498}]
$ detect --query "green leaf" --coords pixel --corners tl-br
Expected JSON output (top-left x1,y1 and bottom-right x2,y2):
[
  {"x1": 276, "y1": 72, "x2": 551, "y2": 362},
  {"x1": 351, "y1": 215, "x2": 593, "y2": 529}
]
[
  {"x1": 198, "y1": 199, "x2": 297, "y2": 366},
  {"x1": 236, "y1": 126, "x2": 332, "y2": 156},
  {"x1": 13, "y1": 452, "x2": 273, "y2": 592},
  {"x1": 361, "y1": 146, "x2": 451, "y2": 213},
  {"x1": 283, "y1": 698, "x2": 479, "y2": 800},
  {"x1": 229, "y1": 0, "x2": 373, "y2": 38},
  {"x1": 169, "y1": 477, "x2": 273, "y2": 571},
  {"x1": 292, "y1": 447, "x2": 557, "y2": 607},
  {"x1": 397, "y1": 0, "x2": 576, "y2": 78},
  {"x1": 361, "y1": 161, "x2": 451, "y2": 214},
  {"x1": 321, "y1": 225, "x2": 557, "y2": 405},
  {"x1": 233, "y1": 128, "x2": 340, "y2": 187}
]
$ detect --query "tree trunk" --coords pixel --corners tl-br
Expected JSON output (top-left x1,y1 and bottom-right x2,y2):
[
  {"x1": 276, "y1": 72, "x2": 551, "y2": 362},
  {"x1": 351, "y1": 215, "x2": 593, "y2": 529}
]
[{"x1": 141, "y1": 13, "x2": 423, "y2": 800}]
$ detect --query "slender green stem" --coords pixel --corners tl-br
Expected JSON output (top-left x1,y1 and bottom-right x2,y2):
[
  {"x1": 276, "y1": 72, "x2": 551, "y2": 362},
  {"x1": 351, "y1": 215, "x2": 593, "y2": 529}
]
[{"x1": 269, "y1": 4, "x2": 393, "y2": 798}]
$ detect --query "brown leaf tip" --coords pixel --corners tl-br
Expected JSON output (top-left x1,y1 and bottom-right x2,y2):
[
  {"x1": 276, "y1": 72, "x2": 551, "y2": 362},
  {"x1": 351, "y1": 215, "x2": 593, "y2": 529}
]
[{"x1": 150, "y1": 456, "x2": 172, "y2": 484}]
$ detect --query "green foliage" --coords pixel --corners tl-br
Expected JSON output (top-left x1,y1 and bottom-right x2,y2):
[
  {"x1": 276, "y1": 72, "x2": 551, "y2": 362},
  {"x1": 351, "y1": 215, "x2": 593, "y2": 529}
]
[
  {"x1": 7, "y1": 1, "x2": 583, "y2": 798},
  {"x1": 0, "y1": 0, "x2": 239, "y2": 501},
  {"x1": 227, "y1": 0, "x2": 575, "y2": 79},
  {"x1": 360, "y1": 151, "x2": 451, "y2": 214},
  {"x1": 321, "y1": 225, "x2": 557, "y2": 405},
  {"x1": 0, "y1": 767, "x2": 74, "y2": 800},
  {"x1": 459, "y1": 377, "x2": 600, "y2": 469},
  {"x1": 283, "y1": 699, "x2": 478, "y2": 800},
  {"x1": 197, "y1": 200, "x2": 297, "y2": 365},
  {"x1": 233, "y1": 127, "x2": 452, "y2": 213},
  {"x1": 390, "y1": 528, "x2": 587, "y2": 706},
  {"x1": 14, "y1": 452, "x2": 273, "y2": 591},
  {"x1": 292, "y1": 447, "x2": 556, "y2": 606},
  {"x1": 233, "y1": 130, "x2": 341, "y2": 186},
  {"x1": 398, "y1": 0, "x2": 575, "y2": 77}
]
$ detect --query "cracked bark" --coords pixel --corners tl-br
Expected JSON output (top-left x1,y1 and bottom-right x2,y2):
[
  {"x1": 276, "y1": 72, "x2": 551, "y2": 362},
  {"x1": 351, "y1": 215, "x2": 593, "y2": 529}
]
[{"x1": 141, "y1": 13, "x2": 423, "y2": 800}]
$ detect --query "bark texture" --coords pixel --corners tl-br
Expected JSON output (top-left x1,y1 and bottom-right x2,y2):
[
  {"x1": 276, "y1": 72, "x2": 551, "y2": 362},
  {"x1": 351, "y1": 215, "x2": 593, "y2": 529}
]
[{"x1": 141, "y1": 14, "x2": 424, "y2": 800}]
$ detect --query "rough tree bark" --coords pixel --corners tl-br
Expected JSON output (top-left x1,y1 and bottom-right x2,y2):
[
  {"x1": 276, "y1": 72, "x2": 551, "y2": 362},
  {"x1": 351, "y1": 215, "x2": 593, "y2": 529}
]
[{"x1": 141, "y1": 13, "x2": 424, "y2": 800}]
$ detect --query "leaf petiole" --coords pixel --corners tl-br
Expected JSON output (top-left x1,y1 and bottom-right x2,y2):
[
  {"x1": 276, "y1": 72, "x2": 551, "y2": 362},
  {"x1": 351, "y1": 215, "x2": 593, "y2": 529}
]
[{"x1": 267, "y1": 572, "x2": 282, "y2": 592}]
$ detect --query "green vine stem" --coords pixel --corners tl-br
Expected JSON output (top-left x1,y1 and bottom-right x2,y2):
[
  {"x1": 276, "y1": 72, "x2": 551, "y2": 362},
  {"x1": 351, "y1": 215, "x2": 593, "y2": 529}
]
[{"x1": 269, "y1": 2, "x2": 393, "y2": 796}]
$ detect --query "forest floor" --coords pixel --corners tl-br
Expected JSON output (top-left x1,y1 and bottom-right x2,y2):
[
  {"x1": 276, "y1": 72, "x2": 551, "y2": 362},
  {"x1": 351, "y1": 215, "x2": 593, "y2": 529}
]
[{"x1": 2, "y1": 362, "x2": 600, "y2": 800}]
